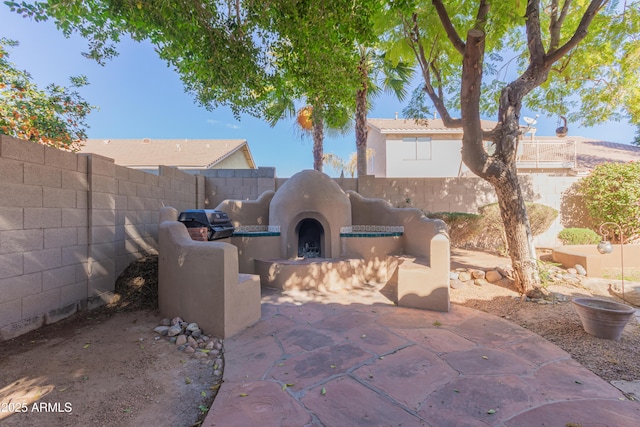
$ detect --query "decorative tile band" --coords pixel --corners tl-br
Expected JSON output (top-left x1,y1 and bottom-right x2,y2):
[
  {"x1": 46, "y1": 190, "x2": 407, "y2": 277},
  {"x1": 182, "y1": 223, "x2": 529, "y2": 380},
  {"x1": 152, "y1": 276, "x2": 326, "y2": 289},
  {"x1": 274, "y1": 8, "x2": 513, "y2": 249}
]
[
  {"x1": 235, "y1": 225, "x2": 281, "y2": 232},
  {"x1": 340, "y1": 225, "x2": 404, "y2": 233},
  {"x1": 232, "y1": 231, "x2": 280, "y2": 237},
  {"x1": 340, "y1": 232, "x2": 403, "y2": 238}
]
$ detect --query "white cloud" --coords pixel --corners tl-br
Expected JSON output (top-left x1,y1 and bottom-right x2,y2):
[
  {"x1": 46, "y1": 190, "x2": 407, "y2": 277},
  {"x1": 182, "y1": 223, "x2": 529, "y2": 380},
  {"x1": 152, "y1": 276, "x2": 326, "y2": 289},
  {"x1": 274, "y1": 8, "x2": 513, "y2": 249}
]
[
  {"x1": 226, "y1": 123, "x2": 240, "y2": 130},
  {"x1": 207, "y1": 119, "x2": 219, "y2": 125}
]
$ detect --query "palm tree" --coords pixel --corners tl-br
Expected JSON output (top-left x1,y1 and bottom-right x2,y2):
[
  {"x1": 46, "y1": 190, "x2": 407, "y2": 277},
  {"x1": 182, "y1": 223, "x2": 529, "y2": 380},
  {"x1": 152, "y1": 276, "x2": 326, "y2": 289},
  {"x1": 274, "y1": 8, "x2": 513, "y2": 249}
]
[
  {"x1": 264, "y1": 90, "x2": 351, "y2": 173},
  {"x1": 324, "y1": 148, "x2": 374, "y2": 177},
  {"x1": 355, "y1": 47, "x2": 414, "y2": 176}
]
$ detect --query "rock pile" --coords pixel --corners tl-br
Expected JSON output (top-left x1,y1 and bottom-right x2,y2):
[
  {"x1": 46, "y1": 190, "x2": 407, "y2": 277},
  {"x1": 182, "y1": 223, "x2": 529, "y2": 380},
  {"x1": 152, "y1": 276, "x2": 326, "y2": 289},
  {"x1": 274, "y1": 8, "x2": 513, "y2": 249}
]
[
  {"x1": 547, "y1": 263, "x2": 587, "y2": 284},
  {"x1": 449, "y1": 266, "x2": 515, "y2": 289},
  {"x1": 153, "y1": 317, "x2": 224, "y2": 375},
  {"x1": 450, "y1": 262, "x2": 584, "y2": 304},
  {"x1": 450, "y1": 261, "x2": 588, "y2": 290}
]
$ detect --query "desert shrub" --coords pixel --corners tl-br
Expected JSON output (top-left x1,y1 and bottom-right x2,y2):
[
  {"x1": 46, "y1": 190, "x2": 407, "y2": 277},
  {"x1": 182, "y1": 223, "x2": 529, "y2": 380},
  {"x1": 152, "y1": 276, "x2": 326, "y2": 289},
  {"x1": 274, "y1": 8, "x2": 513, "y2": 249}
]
[
  {"x1": 429, "y1": 203, "x2": 557, "y2": 254},
  {"x1": 474, "y1": 203, "x2": 558, "y2": 255},
  {"x1": 427, "y1": 212, "x2": 482, "y2": 247},
  {"x1": 527, "y1": 203, "x2": 560, "y2": 236},
  {"x1": 558, "y1": 228, "x2": 601, "y2": 245},
  {"x1": 578, "y1": 161, "x2": 640, "y2": 242}
]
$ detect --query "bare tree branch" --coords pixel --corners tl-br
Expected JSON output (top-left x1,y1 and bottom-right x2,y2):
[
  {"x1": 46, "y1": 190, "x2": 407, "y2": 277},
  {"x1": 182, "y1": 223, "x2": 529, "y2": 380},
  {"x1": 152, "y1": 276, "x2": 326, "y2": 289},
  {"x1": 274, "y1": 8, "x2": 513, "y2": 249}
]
[
  {"x1": 235, "y1": 0, "x2": 242, "y2": 28},
  {"x1": 404, "y1": 12, "x2": 461, "y2": 128},
  {"x1": 430, "y1": 59, "x2": 444, "y2": 100},
  {"x1": 432, "y1": 0, "x2": 466, "y2": 54},
  {"x1": 549, "y1": 0, "x2": 561, "y2": 49},
  {"x1": 546, "y1": 0, "x2": 610, "y2": 64},
  {"x1": 525, "y1": 0, "x2": 546, "y2": 64},
  {"x1": 460, "y1": 28, "x2": 491, "y2": 167},
  {"x1": 550, "y1": 1, "x2": 574, "y2": 52},
  {"x1": 475, "y1": 0, "x2": 491, "y2": 30}
]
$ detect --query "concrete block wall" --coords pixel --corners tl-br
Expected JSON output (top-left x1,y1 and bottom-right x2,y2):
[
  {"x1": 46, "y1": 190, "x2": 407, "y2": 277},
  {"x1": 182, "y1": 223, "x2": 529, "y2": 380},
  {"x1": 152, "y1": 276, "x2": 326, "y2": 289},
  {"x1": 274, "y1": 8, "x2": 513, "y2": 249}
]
[
  {"x1": 207, "y1": 172, "x2": 579, "y2": 247},
  {"x1": 0, "y1": 136, "x2": 200, "y2": 340},
  {"x1": 528, "y1": 174, "x2": 581, "y2": 247},
  {"x1": 1, "y1": 136, "x2": 90, "y2": 339},
  {"x1": 0, "y1": 133, "x2": 582, "y2": 340},
  {"x1": 202, "y1": 167, "x2": 276, "y2": 208},
  {"x1": 113, "y1": 164, "x2": 197, "y2": 277},
  {"x1": 356, "y1": 175, "x2": 498, "y2": 213}
]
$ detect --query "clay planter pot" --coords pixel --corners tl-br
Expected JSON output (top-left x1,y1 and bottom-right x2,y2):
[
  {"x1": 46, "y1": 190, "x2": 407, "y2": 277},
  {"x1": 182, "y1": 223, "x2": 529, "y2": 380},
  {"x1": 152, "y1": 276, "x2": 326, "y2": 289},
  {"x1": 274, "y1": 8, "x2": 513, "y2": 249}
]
[{"x1": 572, "y1": 297, "x2": 635, "y2": 341}]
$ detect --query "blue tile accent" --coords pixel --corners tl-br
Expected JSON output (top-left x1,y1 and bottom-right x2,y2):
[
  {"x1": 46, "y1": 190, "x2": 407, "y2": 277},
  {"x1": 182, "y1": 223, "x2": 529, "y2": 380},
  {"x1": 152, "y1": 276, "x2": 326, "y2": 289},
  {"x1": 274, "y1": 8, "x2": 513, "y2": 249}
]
[
  {"x1": 340, "y1": 232, "x2": 403, "y2": 238},
  {"x1": 232, "y1": 232, "x2": 281, "y2": 237}
]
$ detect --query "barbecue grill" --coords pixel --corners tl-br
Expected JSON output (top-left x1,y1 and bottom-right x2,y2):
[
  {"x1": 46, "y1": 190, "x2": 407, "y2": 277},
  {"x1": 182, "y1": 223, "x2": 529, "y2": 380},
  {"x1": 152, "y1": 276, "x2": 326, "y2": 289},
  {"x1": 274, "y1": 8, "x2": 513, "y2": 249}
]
[{"x1": 177, "y1": 209, "x2": 235, "y2": 240}]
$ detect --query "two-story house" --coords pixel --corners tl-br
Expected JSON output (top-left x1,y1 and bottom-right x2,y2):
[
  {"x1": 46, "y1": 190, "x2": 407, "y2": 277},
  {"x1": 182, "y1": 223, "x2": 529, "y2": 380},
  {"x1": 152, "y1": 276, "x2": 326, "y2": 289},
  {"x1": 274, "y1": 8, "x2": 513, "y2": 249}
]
[{"x1": 366, "y1": 118, "x2": 640, "y2": 177}]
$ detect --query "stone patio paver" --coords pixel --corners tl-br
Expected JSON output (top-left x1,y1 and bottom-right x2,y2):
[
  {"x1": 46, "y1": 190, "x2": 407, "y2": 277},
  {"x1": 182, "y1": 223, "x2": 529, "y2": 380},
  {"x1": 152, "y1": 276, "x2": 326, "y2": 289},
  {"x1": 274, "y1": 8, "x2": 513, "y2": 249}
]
[
  {"x1": 204, "y1": 286, "x2": 640, "y2": 427},
  {"x1": 352, "y1": 345, "x2": 457, "y2": 409}
]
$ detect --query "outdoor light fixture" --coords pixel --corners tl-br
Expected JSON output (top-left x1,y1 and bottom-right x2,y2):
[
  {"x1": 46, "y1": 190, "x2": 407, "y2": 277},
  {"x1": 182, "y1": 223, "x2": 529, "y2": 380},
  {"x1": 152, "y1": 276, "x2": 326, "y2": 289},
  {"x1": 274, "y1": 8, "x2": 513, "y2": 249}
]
[{"x1": 597, "y1": 222, "x2": 625, "y2": 302}]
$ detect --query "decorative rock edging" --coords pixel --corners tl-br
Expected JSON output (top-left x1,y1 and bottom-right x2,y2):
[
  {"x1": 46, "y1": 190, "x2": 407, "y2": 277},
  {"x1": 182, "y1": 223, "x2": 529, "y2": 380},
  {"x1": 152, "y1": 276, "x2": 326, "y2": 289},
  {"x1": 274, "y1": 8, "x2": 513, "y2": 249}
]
[
  {"x1": 450, "y1": 262, "x2": 584, "y2": 305},
  {"x1": 153, "y1": 317, "x2": 224, "y2": 376},
  {"x1": 450, "y1": 266, "x2": 514, "y2": 290}
]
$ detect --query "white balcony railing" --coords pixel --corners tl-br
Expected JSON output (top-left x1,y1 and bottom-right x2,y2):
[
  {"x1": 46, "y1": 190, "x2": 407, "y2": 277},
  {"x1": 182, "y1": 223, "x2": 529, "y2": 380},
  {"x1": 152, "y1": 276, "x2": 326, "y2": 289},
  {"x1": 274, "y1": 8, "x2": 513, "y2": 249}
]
[{"x1": 516, "y1": 140, "x2": 577, "y2": 169}]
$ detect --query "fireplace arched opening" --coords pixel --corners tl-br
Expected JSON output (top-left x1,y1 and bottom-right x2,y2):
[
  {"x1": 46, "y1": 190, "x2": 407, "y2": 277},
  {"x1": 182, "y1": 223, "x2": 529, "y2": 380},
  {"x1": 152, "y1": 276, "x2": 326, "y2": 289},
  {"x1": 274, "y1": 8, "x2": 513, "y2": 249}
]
[{"x1": 297, "y1": 218, "x2": 324, "y2": 258}]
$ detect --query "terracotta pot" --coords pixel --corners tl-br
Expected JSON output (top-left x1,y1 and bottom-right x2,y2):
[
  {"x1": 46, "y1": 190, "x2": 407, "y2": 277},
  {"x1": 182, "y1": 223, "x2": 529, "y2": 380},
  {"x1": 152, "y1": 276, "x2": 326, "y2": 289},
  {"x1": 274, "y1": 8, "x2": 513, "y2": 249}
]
[{"x1": 572, "y1": 297, "x2": 635, "y2": 341}]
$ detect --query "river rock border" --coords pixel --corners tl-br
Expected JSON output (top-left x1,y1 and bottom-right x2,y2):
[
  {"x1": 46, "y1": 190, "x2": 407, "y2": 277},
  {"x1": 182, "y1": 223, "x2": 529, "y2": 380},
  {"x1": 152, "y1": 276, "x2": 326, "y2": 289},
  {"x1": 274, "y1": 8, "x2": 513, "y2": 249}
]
[
  {"x1": 153, "y1": 317, "x2": 224, "y2": 375},
  {"x1": 450, "y1": 262, "x2": 585, "y2": 304}
]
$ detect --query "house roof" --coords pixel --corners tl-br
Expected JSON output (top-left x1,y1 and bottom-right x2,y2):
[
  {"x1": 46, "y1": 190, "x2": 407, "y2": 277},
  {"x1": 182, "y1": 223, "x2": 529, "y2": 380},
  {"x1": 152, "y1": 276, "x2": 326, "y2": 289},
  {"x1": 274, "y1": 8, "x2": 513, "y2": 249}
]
[
  {"x1": 79, "y1": 138, "x2": 256, "y2": 169},
  {"x1": 367, "y1": 118, "x2": 497, "y2": 134}
]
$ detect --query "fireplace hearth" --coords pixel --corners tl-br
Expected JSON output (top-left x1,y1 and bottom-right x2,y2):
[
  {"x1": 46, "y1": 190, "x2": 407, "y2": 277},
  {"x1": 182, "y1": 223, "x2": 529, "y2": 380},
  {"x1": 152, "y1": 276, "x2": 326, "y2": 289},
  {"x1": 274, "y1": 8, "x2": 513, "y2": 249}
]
[{"x1": 297, "y1": 218, "x2": 323, "y2": 258}]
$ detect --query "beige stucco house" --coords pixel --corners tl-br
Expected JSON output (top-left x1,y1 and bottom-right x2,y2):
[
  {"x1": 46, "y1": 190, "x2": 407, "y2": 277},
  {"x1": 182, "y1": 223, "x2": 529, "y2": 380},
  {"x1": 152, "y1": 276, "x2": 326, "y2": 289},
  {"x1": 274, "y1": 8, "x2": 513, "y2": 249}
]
[
  {"x1": 80, "y1": 138, "x2": 256, "y2": 174},
  {"x1": 366, "y1": 118, "x2": 495, "y2": 178},
  {"x1": 366, "y1": 118, "x2": 640, "y2": 178}
]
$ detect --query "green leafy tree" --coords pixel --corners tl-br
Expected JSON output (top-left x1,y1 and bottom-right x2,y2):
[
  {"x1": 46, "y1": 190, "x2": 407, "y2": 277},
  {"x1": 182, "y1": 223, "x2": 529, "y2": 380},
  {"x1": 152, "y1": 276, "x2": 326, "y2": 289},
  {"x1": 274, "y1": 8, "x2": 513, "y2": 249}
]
[
  {"x1": 0, "y1": 38, "x2": 92, "y2": 151},
  {"x1": 387, "y1": 0, "x2": 639, "y2": 296},
  {"x1": 7, "y1": 0, "x2": 379, "y2": 171},
  {"x1": 251, "y1": 0, "x2": 376, "y2": 172},
  {"x1": 578, "y1": 161, "x2": 640, "y2": 242}
]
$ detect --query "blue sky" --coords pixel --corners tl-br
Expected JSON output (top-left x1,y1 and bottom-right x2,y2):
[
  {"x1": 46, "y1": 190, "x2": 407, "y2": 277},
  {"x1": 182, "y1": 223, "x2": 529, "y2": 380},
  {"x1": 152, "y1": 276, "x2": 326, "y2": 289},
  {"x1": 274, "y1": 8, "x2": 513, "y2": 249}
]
[{"x1": 2, "y1": 9, "x2": 636, "y2": 177}]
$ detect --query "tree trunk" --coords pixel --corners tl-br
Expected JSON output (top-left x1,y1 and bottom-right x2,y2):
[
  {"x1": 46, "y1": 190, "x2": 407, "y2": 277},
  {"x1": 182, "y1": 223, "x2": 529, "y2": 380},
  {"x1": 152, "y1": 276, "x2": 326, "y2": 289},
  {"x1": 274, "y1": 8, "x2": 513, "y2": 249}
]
[
  {"x1": 355, "y1": 52, "x2": 368, "y2": 177},
  {"x1": 417, "y1": 1, "x2": 606, "y2": 297},
  {"x1": 489, "y1": 166, "x2": 541, "y2": 296},
  {"x1": 457, "y1": 28, "x2": 542, "y2": 297},
  {"x1": 312, "y1": 118, "x2": 324, "y2": 172}
]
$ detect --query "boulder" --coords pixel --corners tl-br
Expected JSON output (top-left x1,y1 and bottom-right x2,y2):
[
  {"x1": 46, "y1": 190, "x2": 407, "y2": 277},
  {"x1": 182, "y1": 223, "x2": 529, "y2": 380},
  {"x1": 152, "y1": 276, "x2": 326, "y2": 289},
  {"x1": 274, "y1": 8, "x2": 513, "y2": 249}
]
[
  {"x1": 458, "y1": 271, "x2": 472, "y2": 282},
  {"x1": 471, "y1": 270, "x2": 486, "y2": 279},
  {"x1": 485, "y1": 270, "x2": 503, "y2": 283}
]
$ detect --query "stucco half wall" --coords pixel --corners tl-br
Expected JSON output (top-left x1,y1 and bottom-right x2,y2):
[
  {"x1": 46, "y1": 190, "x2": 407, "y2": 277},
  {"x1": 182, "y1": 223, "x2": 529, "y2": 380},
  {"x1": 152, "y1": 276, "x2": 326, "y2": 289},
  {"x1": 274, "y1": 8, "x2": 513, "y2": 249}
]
[{"x1": 158, "y1": 207, "x2": 261, "y2": 338}]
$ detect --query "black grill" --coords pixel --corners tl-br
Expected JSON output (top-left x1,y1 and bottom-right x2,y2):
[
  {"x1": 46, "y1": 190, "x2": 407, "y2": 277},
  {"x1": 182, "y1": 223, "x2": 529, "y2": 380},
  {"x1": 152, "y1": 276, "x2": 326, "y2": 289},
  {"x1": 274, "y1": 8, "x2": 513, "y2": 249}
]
[{"x1": 177, "y1": 209, "x2": 235, "y2": 240}]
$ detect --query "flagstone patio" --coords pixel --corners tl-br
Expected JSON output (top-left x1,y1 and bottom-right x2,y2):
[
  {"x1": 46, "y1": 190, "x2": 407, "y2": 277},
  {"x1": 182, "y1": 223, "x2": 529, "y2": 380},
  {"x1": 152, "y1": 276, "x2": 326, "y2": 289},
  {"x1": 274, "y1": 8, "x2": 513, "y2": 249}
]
[{"x1": 203, "y1": 285, "x2": 640, "y2": 427}]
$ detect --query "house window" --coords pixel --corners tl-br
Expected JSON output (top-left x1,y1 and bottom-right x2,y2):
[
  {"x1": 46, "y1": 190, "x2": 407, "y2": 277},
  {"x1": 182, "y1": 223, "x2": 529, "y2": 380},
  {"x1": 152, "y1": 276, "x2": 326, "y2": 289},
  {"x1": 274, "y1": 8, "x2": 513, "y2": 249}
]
[{"x1": 402, "y1": 137, "x2": 432, "y2": 160}]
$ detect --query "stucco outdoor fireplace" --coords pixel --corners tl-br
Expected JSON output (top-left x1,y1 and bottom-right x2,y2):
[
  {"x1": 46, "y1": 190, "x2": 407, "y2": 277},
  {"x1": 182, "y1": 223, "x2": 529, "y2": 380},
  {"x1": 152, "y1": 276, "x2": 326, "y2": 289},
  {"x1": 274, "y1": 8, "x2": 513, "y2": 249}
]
[{"x1": 214, "y1": 169, "x2": 452, "y2": 312}]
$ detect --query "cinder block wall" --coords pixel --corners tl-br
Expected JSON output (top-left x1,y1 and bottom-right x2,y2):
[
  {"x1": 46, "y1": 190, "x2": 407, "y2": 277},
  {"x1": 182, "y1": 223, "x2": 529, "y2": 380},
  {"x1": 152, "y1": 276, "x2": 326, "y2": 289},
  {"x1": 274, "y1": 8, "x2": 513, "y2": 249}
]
[
  {"x1": 0, "y1": 134, "x2": 581, "y2": 339},
  {"x1": 0, "y1": 136, "x2": 91, "y2": 340},
  {"x1": 201, "y1": 167, "x2": 276, "y2": 208},
  {"x1": 207, "y1": 172, "x2": 580, "y2": 247},
  {"x1": 353, "y1": 174, "x2": 580, "y2": 247},
  {"x1": 356, "y1": 175, "x2": 499, "y2": 212},
  {"x1": 0, "y1": 136, "x2": 199, "y2": 340}
]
